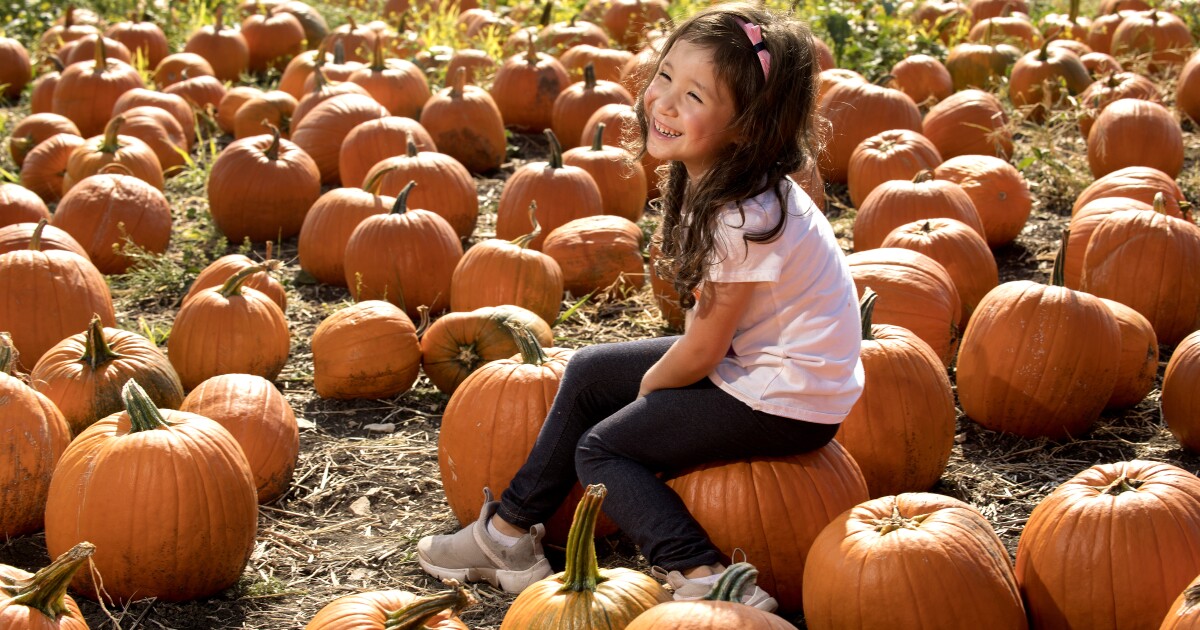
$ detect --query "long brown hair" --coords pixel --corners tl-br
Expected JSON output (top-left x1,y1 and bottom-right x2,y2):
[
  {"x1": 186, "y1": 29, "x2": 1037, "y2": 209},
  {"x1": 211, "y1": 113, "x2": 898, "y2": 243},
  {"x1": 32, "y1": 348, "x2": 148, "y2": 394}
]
[{"x1": 634, "y1": 2, "x2": 821, "y2": 309}]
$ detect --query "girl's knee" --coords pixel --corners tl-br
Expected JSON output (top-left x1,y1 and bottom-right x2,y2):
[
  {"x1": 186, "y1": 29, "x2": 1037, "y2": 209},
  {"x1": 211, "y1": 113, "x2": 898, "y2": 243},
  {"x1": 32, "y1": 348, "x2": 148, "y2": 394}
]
[{"x1": 573, "y1": 427, "x2": 608, "y2": 482}]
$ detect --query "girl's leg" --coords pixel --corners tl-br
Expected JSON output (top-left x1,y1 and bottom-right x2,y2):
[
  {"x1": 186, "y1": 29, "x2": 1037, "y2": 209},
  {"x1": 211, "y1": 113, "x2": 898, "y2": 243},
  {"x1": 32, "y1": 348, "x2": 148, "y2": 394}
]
[
  {"x1": 574, "y1": 380, "x2": 838, "y2": 571},
  {"x1": 496, "y1": 335, "x2": 679, "y2": 530}
]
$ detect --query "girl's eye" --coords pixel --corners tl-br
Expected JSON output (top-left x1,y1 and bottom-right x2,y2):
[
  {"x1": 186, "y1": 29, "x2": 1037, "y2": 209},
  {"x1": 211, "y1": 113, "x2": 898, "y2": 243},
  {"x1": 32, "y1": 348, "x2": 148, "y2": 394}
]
[
  {"x1": 688, "y1": 92, "x2": 703, "y2": 103},
  {"x1": 657, "y1": 71, "x2": 671, "y2": 81}
]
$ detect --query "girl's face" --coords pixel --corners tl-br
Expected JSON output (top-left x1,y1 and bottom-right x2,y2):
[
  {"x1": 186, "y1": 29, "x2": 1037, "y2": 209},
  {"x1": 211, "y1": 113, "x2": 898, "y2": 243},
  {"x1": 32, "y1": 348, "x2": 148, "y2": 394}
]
[{"x1": 644, "y1": 40, "x2": 740, "y2": 179}]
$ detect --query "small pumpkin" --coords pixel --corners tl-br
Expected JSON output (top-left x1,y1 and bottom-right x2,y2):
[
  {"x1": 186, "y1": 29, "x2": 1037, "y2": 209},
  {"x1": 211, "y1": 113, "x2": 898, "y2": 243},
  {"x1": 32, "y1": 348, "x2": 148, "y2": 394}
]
[
  {"x1": 1086, "y1": 98, "x2": 1183, "y2": 178},
  {"x1": 846, "y1": 129, "x2": 943, "y2": 209},
  {"x1": 0, "y1": 183, "x2": 51, "y2": 228},
  {"x1": 61, "y1": 116, "x2": 164, "y2": 193},
  {"x1": 0, "y1": 542, "x2": 93, "y2": 629},
  {"x1": 311, "y1": 300, "x2": 421, "y2": 400},
  {"x1": 542, "y1": 214, "x2": 645, "y2": 298},
  {"x1": 306, "y1": 583, "x2": 473, "y2": 630},
  {"x1": 183, "y1": 5, "x2": 250, "y2": 83},
  {"x1": 490, "y1": 34, "x2": 571, "y2": 133},
  {"x1": 152, "y1": 52, "x2": 215, "y2": 89},
  {"x1": 551, "y1": 63, "x2": 634, "y2": 151},
  {"x1": 184, "y1": 250, "x2": 287, "y2": 312},
  {"x1": 418, "y1": 67, "x2": 506, "y2": 174},
  {"x1": 563, "y1": 122, "x2": 648, "y2": 222},
  {"x1": 420, "y1": 304, "x2": 553, "y2": 396},
  {"x1": 7, "y1": 113, "x2": 80, "y2": 169}
]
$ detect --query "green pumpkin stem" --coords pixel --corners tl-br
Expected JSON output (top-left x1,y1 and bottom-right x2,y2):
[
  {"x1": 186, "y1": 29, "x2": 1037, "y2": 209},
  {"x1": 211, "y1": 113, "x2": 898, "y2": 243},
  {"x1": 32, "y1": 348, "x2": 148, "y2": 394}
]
[
  {"x1": 860, "y1": 287, "x2": 878, "y2": 341},
  {"x1": 540, "y1": 0, "x2": 554, "y2": 28},
  {"x1": 451, "y1": 66, "x2": 467, "y2": 97},
  {"x1": 872, "y1": 502, "x2": 931, "y2": 535},
  {"x1": 363, "y1": 165, "x2": 398, "y2": 195},
  {"x1": 1101, "y1": 473, "x2": 1145, "y2": 495},
  {"x1": 415, "y1": 305, "x2": 430, "y2": 338},
  {"x1": 511, "y1": 201, "x2": 541, "y2": 249},
  {"x1": 1069, "y1": 0, "x2": 1080, "y2": 23},
  {"x1": 28, "y1": 219, "x2": 48, "y2": 252},
  {"x1": 218, "y1": 263, "x2": 269, "y2": 298},
  {"x1": 1038, "y1": 38, "x2": 1051, "y2": 61},
  {"x1": 0, "y1": 332, "x2": 17, "y2": 375},
  {"x1": 4, "y1": 542, "x2": 96, "y2": 620},
  {"x1": 122, "y1": 379, "x2": 172, "y2": 433},
  {"x1": 702, "y1": 563, "x2": 759, "y2": 602},
  {"x1": 545, "y1": 129, "x2": 564, "y2": 169},
  {"x1": 81, "y1": 315, "x2": 122, "y2": 369},
  {"x1": 591, "y1": 122, "x2": 606, "y2": 151},
  {"x1": 1051, "y1": 227, "x2": 1069, "y2": 288},
  {"x1": 100, "y1": 115, "x2": 125, "y2": 153},
  {"x1": 390, "y1": 180, "x2": 417, "y2": 214},
  {"x1": 214, "y1": 3, "x2": 225, "y2": 30},
  {"x1": 382, "y1": 583, "x2": 473, "y2": 630},
  {"x1": 263, "y1": 122, "x2": 282, "y2": 160},
  {"x1": 560, "y1": 483, "x2": 607, "y2": 592},
  {"x1": 525, "y1": 30, "x2": 537, "y2": 63},
  {"x1": 504, "y1": 320, "x2": 549, "y2": 365},
  {"x1": 1153, "y1": 192, "x2": 1167, "y2": 215}
]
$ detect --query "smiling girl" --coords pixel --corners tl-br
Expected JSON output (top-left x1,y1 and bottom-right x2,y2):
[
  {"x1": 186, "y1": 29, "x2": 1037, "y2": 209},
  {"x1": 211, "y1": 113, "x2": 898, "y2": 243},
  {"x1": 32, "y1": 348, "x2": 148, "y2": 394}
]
[{"x1": 417, "y1": 3, "x2": 863, "y2": 612}]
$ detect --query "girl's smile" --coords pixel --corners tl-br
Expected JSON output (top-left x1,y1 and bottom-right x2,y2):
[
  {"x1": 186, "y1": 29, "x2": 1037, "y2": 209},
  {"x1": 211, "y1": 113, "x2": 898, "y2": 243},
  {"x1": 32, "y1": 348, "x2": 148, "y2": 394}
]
[{"x1": 644, "y1": 40, "x2": 740, "y2": 178}]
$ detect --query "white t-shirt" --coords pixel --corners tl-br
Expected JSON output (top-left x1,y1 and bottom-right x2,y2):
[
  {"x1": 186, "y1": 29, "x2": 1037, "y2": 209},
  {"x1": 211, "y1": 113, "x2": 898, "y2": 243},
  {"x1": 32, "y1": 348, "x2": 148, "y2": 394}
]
[{"x1": 686, "y1": 178, "x2": 864, "y2": 424}]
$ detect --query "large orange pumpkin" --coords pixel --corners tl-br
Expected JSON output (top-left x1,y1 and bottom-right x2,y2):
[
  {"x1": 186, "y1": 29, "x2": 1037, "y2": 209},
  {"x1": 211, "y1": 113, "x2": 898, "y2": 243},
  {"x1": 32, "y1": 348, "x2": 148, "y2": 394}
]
[
  {"x1": 881, "y1": 217, "x2": 998, "y2": 323},
  {"x1": 562, "y1": 122, "x2": 647, "y2": 222},
  {"x1": 51, "y1": 37, "x2": 144, "y2": 137},
  {"x1": 817, "y1": 79, "x2": 923, "y2": 183},
  {"x1": 847, "y1": 128, "x2": 943, "y2": 209},
  {"x1": 420, "y1": 304, "x2": 553, "y2": 396},
  {"x1": 44, "y1": 380, "x2": 258, "y2": 602},
  {"x1": 184, "y1": 252, "x2": 287, "y2": 312},
  {"x1": 1098, "y1": 297, "x2": 1158, "y2": 410},
  {"x1": 450, "y1": 210, "x2": 564, "y2": 325},
  {"x1": 347, "y1": 38, "x2": 430, "y2": 119},
  {"x1": 298, "y1": 173, "x2": 392, "y2": 287},
  {"x1": 0, "y1": 183, "x2": 50, "y2": 228},
  {"x1": 61, "y1": 116, "x2": 164, "y2": 193},
  {"x1": 852, "y1": 170, "x2": 985, "y2": 252},
  {"x1": 19, "y1": 133, "x2": 86, "y2": 203},
  {"x1": 542, "y1": 214, "x2": 645, "y2": 298},
  {"x1": 490, "y1": 35, "x2": 571, "y2": 133},
  {"x1": 363, "y1": 134, "x2": 478, "y2": 241},
  {"x1": 1087, "y1": 98, "x2": 1183, "y2": 178},
  {"x1": 311, "y1": 300, "x2": 421, "y2": 400},
  {"x1": 551, "y1": 63, "x2": 634, "y2": 151},
  {"x1": 419, "y1": 67, "x2": 506, "y2": 174},
  {"x1": 1016, "y1": 460, "x2": 1200, "y2": 629},
  {"x1": 50, "y1": 166, "x2": 172, "y2": 274},
  {"x1": 934, "y1": 154, "x2": 1032, "y2": 248},
  {"x1": 337, "y1": 116, "x2": 436, "y2": 188},
  {"x1": 803, "y1": 493, "x2": 1027, "y2": 629},
  {"x1": 921, "y1": 88, "x2": 1014, "y2": 159},
  {"x1": 1162, "y1": 330, "x2": 1200, "y2": 452},
  {"x1": 7, "y1": 113, "x2": 80, "y2": 169},
  {"x1": 495, "y1": 130, "x2": 605, "y2": 250},
  {"x1": 290, "y1": 92, "x2": 388, "y2": 184},
  {"x1": 183, "y1": 5, "x2": 250, "y2": 83}
]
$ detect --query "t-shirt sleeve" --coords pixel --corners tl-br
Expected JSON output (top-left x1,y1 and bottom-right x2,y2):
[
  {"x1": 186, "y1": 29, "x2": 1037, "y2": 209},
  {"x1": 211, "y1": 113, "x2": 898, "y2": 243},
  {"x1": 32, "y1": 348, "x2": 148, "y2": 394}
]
[{"x1": 706, "y1": 205, "x2": 785, "y2": 283}]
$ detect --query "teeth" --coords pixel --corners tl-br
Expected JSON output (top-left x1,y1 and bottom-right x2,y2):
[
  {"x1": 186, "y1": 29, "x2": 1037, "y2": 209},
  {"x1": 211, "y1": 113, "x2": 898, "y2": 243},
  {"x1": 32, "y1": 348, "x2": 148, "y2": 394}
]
[{"x1": 654, "y1": 120, "x2": 681, "y2": 138}]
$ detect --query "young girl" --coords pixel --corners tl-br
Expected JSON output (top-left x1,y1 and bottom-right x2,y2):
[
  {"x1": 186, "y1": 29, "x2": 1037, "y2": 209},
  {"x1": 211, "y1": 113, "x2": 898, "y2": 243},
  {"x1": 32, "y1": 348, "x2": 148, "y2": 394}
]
[{"x1": 418, "y1": 3, "x2": 863, "y2": 611}]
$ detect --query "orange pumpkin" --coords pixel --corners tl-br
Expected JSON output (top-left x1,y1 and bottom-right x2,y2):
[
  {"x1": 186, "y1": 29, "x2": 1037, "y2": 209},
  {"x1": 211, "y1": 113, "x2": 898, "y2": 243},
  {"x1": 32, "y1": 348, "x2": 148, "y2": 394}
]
[
  {"x1": 0, "y1": 221, "x2": 88, "y2": 259},
  {"x1": 1098, "y1": 297, "x2": 1158, "y2": 410},
  {"x1": 1163, "y1": 330, "x2": 1200, "y2": 452},
  {"x1": 19, "y1": 133, "x2": 87, "y2": 203},
  {"x1": 338, "y1": 116, "x2": 436, "y2": 188},
  {"x1": 542, "y1": 214, "x2": 645, "y2": 297},
  {"x1": 242, "y1": 5, "x2": 306, "y2": 73},
  {"x1": 363, "y1": 134, "x2": 478, "y2": 241},
  {"x1": 348, "y1": 38, "x2": 430, "y2": 119},
  {"x1": 0, "y1": 183, "x2": 50, "y2": 228},
  {"x1": 51, "y1": 37, "x2": 145, "y2": 137},
  {"x1": 881, "y1": 218, "x2": 998, "y2": 323},
  {"x1": 933, "y1": 154, "x2": 1032, "y2": 248},
  {"x1": 181, "y1": 373, "x2": 299, "y2": 503},
  {"x1": 7, "y1": 113, "x2": 80, "y2": 169},
  {"x1": 1064, "y1": 196, "x2": 1153, "y2": 289},
  {"x1": 112, "y1": 88, "x2": 197, "y2": 148},
  {"x1": 562, "y1": 122, "x2": 648, "y2": 222},
  {"x1": 183, "y1": 5, "x2": 250, "y2": 83},
  {"x1": 162, "y1": 74, "x2": 227, "y2": 113},
  {"x1": 311, "y1": 300, "x2": 421, "y2": 400},
  {"x1": 551, "y1": 63, "x2": 634, "y2": 151},
  {"x1": 152, "y1": 52, "x2": 215, "y2": 89},
  {"x1": 291, "y1": 93, "x2": 388, "y2": 184},
  {"x1": 1008, "y1": 41, "x2": 1092, "y2": 123},
  {"x1": 1072, "y1": 165, "x2": 1186, "y2": 218},
  {"x1": 217, "y1": 85, "x2": 265, "y2": 135},
  {"x1": 1110, "y1": 9, "x2": 1193, "y2": 73},
  {"x1": 495, "y1": 130, "x2": 605, "y2": 250},
  {"x1": 921, "y1": 89, "x2": 1014, "y2": 160},
  {"x1": 450, "y1": 209, "x2": 564, "y2": 325},
  {"x1": 889, "y1": 54, "x2": 953, "y2": 106},
  {"x1": 105, "y1": 17, "x2": 169, "y2": 69},
  {"x1": 113, "y1": 105, "x2": 188, "y2": 176},
  {"x1": 1087, "y1": 98, "x2": 1183, "y2": 178},
  {"x1": 61, "y1": 116, "x2": 164, "y2": 193},
  {"x1": 234, "y1": 90, "x2": 299, "y2": 139},
  {"x1": 420, "y1": 304, "x2": 553, "y2": 396},
  {"x1": 306, "y1": 584, "x2": 472, "y2": 630},
  {"x1": 0, "y1": 542, "x2": 92, "y2": 630},
  {"x1": 852, "y1": 170, "x2": 985, "y2": 252},
  {"x1": 298, "y1": 173, "x2": 392, "y2": 286},
  {"x1": 184, "y1": 251, "x2": 287, "y2": 312},
  {"x1": 419, "y1": 67, "x2": 506, "y2": 174},
  {"x1": 1078, "y1": 71, "x2": 1160, "y2": 138},
  {"x1": 624, "y1": 563, "x2": 794, "y2": 630},
  {"x1": 846, "y1": 129, "x2": 943, "y2": 208},
  {"x1": 50, "y1": 166, "x2": 172, "y2": 273},
  {"x1": 817, "y1": 79, "x2": 923, "y2": 183},
  {"x1": 490, "y1": 36, "x2": 571, "y2": 133},
  {"x1": 0, "y1": 37, "x2": 32, "y2": 101}
]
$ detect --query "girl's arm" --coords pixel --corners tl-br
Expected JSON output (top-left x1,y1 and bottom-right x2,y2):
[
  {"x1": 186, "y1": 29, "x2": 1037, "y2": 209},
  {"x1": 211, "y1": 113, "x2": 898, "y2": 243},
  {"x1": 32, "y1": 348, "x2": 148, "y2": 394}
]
[{"x1": 638, "y1": 280, "x2": 759, "y2": 397}]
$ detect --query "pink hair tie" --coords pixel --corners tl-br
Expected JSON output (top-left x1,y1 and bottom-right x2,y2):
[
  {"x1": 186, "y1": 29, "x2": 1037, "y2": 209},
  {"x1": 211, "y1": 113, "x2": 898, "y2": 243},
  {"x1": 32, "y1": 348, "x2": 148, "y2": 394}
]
[{"x1": 735, "y1": 17, "x2": 771, "y2": 80}]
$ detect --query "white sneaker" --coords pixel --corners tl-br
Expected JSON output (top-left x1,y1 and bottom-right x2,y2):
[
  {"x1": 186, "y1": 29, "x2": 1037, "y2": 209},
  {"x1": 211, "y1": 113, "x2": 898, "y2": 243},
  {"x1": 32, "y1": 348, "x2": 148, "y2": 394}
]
[{"x1": 650, "y1": 565, "x2": 779, "y2": 612}]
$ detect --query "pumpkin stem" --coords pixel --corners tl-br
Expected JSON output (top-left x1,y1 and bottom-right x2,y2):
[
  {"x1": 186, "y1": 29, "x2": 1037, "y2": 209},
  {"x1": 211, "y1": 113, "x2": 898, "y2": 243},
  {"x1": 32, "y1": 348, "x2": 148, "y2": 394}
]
[
  {"x1": 545, "y1": 129, "x2": 564, "y2": 169},
  {"x1": 860, "y1": 287, "x2": 878, "y2": 341},
  {"x1": 912, "y1": 169, "x2": 934, "y2": 184},
  {"x1": 312, "y1": 65, "x2": 329, "y2": 91},
  {"x1": 122, "y1": 379, "x2": 172, "y2": 433},
  {"x1": 1037, "y1": 38, "x2": 1051, "y2": 61},
  {"x1": 218, "y1": 263, "x2": 270, "y2": 298},
  {"x1": 451, "y1": 66, "x2": 466, "y2": 97},
  {"x1": 560, "y1": 483, "x2": 608, "y2": 592},
  {"x1": 214, "y1": 3, "x2": 225, "y2": 30},
  {"x1": 47, "y1": 55, "x2": 65, "y2": 73},
  {"x1": 1068, "y1": 0, "x2": 1080, "y2": 23},
  {"x1": 511, "y1": 201, "x2": 541, "y2": 249},
  {"x1": 263, "y1": 122, "x2": 282, "y2": 160},
  {"x1": 81, "y1": 314, "x2": 123, "y2": 369},
  {"x1": 1051, "y1": 227, "x2": 1069, "y2": 288},
  {"x1": 1179, "y1": 583, "x2": 1200, "y2": 616},
  {"x1": 701, "y1": 563, "x2": 759, "y2": 603},
  {"x1": 390, "y1": 181, "x2": 417, "y2": 214},
  {"x1": 872, "y1": 73, "x2": 895, "y2": 86},
  {"x1": 370, "y1": 33, "x2": 385, "y2": 71},
  {"x1": 333, "y1": 39, "x2": 346, "y2": 65},
  {"x1": 405, "y1": 131, "x2": 418, "y2": 158},
  {"x1": 99, "y1": 115, "x2": 126, "y2": 154},
  {"x1": 871, "y1": 500, "x2": 930, "y2": 535},
  {"x1": 504, "y1": 320, "x2": 549, "y2": 365},
  {"x1": 28, "y1": 219, "x2": 48, "y2": 252},
  {"x1": 4, "y1": 542, "x2": 96, "y2": 620},
  {"x1": 1101, "y1": 473, "x2": 1146, "y2": 495},
  {"x1": 382, "y1": 582, "x2": 474, "y2": 630},
  {"x1": 583, "y1": 62, "x2": 597, "y2": 89},
  {"x1": 591, "y1": 122, "x2": 606, "y2": 151},
  {"x1": 0, "y1": 332, "x2": 17, "y2": 375},
  {"x1": 540, "y1": 0, "x2": 554, "y2": 28},
  {"x1": 363, "y1": 164, "x2": 398, "y2": 194},
  {"x1": 92, "y1": 33, "x2": 107, "y2": 71},
  {"x1": 525, "y1": 30, "x2": 537, "y2": 63},
  {"x1": 415, "y1": 305, "x2": 430, "y2": 338},
  {"x1": 1153, "y1": 192, "x2": 1167, "y2": 215}
]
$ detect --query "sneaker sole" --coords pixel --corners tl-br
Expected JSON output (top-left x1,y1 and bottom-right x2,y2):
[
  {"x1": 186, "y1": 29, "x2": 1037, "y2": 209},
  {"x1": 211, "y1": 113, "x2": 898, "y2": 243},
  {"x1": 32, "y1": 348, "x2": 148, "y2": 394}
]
[{"x1": 418, "y1": 552, "x2": 553, "y2": 594}]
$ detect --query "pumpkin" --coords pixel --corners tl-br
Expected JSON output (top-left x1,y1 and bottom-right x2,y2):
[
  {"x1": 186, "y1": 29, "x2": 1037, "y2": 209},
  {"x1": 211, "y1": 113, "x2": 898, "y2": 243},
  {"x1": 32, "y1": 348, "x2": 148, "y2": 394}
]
[
  {"x1": 168, "y1": 263, "x2": 291, "y2": 390},
  {"x1": 111, "y1": 106, "x2": 188, "y2": 175},
  {"x1": 38, "y1": 7, "x2": 98, "y2": 51},
  {"x1": 362, "y1": 134, "x2": 478, "y2": 241},
  {"x1": 1161, "y1": 330, "x2": 1200, "y2": 451},
  {"x1": 29, "y1": 58, "x2": 63, "y2": 114},
  {"x1": 207, "y1": 125, "x2": 322, "y2": 242},
  {"x1": 0, "y1": 36, "x2": 32, "y2": 101},
  {"x1": 51, "y1": 37, "x2": 144, "y2": 137},
  {"x1": 184, "y1": 251, "x2": 287, "y2": 311},
  {"x1": 242, "y1": 5, "x2": 306, "y2": 73},
  {"x1": 0, "y1": 542, "x2": 93, "y2": 630},
  {"x1": 817, "y1": 79, "x2": 923, "y2": 183},
  {"x1": 581, "y1": 103, "x2": 663, "y2": 200},
  {"x1": 881, "y1": 218, "x2": 998, "y2": 323},
  {"x1": 1087, "y1": 98, "x2": 1183, "y2": 178},
  {"x1": 933, "y1": 154, "x2": 1032, "y2": 248},
  {"x1": 105, "y1": 16, "x2": 169, "y2": 69},
  {"x1": 1098, "y1": 297, "x2": 1158, "y2": 410},
  {"x1": 419, "y1": 67, "x2": 506, "y2": 174},
  {"x1": 1073, "y1": 165, "x2": 1187, "y2": 218},
  {"x1": 50, "y1": 165, "x2": 172, "y2": 274},
  {"x1": 450, "y1": 208, "x2": 564, "y2": 324},
  {"x1": 496, "y1": 130, "x2": 605, "y2": 250},
  {"x1": 278, "y1": 50, "x2": 329, "y2": 100},
  {"x1": 311, "y1": 300, "x2": 421, "y2": 400},
  {"x1": 1016, "y1": 460, "x2": 1200, "y2": 629},
  {"x1": 968, "y1": 0, "x2": 1029, "y2": 23},
  {"x1": 490, "y1": 35, "x2": 571, "y2": 133},
  {"x1": 1162, "y1": 574, "x2": 1200, "y2": 630},
  {"x1": 921, "y1": 89, "x2": 1013, "y2": 159},
  {"x1": 624, "y1": 563, "x2": 794, "y2": 630},
  {"x1": 420, "y1": 304, "x2": 553, "y2": 396},
  {"x1": 0, "y1": 221, "x2": 116, "y2": 370},
  {"x1": 540, "y1": 12, "x2": 608, "y2": 54},
  {"x1": 560, "y1": 45, "x2": 634, "y2": 84},
  {"x1": 889, "y1": 54, "x2": 954, "y2": 106},
  {"x1": 291, "y1": 93, "x2": 388, "y2": 184},
  {"x1": 561, "y1": 122, "x2": 647, "y2": 222},
  {"x1": 293, "y1": 66, "x2": 371, "y2": 128},
  {"x1": 1177, "y1": 50, "x2": 1200, "y2": 124},
  {"x1": 846, "y1": 247, "x2": 962, "y2": 366},
  {"x1": 7, "y1": 113, "x2": 80, "y2": 169},
  {"x1": 272, "y1": 1, "x2": 329, "y2": 52},
  {"x1": 0, "y1": 221, "x2": 88, "y2": 259},
  {"x1": 1110, "y1": 9, "x2": 1193, "y2": 73},
  {"x1": 152, "y1": 52, "x2": 215, "y2": 89},
  {"x1": 852, "y1": 170, "x2": 985, "y2": 252},
  {"x1": 58, "y1": 34, "x2": 132, "y2": 67},
  {"x1": 306, "y1": 583, "x2": 472, "y2": 630},
  {"x1": 500, "y1": 484, "x2": 671, "y2": 628},
  {"x1": 163, "y1": 74, "x2": 226, "y2": 113},
  {"x1": 298, "y1": 172, "x2": 393, "y2": 286},
  {"x1": 1078, "y1": 71, "x2": 1160, "y2": 138},
  {"x1": 666, "y1": 442, "x2": 870, "y2": 614},
  {"x1": 444, "y1": 47, "x2": 498, "y2": 85},
  {"x1": 0, "y1": 183, "x2": 51, "y2": 228},
  {"x1": 552, "y1": 63, "x2": 635, "y2": 151},
  {"x1": 217, "y1": 85, "x2": 265, "y2": 135},
  {"x1": 957, "y1": 231, "x2": 1121, "y2": 439},
  {"x1": 803, "y1": 493, "x2": 1027, "y2": 629},
  {"x1": 603, "y1": 0, "x2": 671, "y2": 51},
  {"x1": 61, "y1": 116, "x2": 164, "y2": 193},
  {"x1": 846, "y1": 129, "x2": 943, "y2": 209},
  {"x1": 833, "y1": 289, "x2": 955, "y2": 497},
  {"x1": 44, "y1": 380, "x2": 258, "y2": 602},
  {"x1": 944, "y1": 41, "x2": 1021, "y2": 92},
  {"x1": 1064, "y1": 196, "x2": 1154, "y2": 289},
  {"x1": 967, "y1": 15, "x2": 1039, "y2": 48},
  {"x1": 1008, "y1": 41, "x2": 1092, "y2": 122},
  {"x1": 344, "y1": 181, "x2": 463, "y2": 320},
  {"x1": 234, "y1": 90, "x2": 299, "y2": 139},
  {"x1": 181, "y1": 373, "x2": 299, "y2": 503},
  {"x1": 112, "y1": 88, "x2": 197, "y2": 148},
  {"x1": 31, "y1": 315, "x2": 184, "y2": 436},
  {"x1": 0, "y1": 333, "x2": 71, "y2": 538},
  {"x1": 543, "y1": 214, "x2": 645, "y2": 298},
  {"x1": 348, "y1": 38, "x2": 430, "y2": 119},
  {"x1": 1081, "y1": 206, "x2": 1200, "y2": 345},
  {"x1": 183, "y1": 5, "x2": 250, "y2": 83},
  {"x1": 338, "y1": 117, "x2": 436, "y2": 189}
]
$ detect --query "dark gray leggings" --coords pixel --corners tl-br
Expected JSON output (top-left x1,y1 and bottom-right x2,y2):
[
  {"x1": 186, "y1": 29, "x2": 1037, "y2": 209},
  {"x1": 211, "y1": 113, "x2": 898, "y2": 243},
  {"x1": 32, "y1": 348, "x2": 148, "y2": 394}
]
[{"x1": 495, "y1": 336, "x2": 840, "y2": 571}]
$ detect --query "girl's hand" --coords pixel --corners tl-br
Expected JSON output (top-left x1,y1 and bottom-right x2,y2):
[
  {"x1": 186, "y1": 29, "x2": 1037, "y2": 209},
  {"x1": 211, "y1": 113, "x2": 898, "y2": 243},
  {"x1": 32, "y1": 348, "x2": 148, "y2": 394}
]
[{"x1": 638, "y1": 280, "x2": 758, "y2": 397}]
